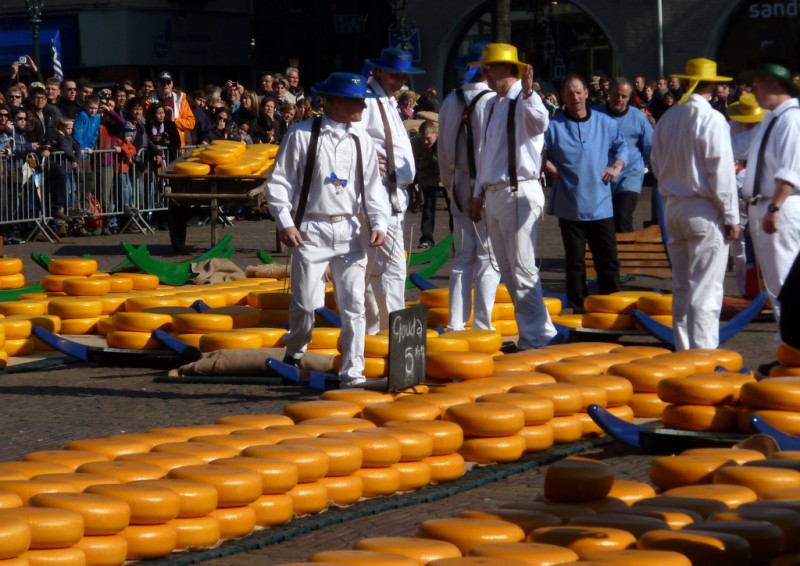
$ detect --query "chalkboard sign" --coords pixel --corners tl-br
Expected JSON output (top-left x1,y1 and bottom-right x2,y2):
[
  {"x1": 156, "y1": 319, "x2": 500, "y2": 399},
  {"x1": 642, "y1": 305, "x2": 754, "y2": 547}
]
[{"x1": 387, "y1": 304, "x2": 428, "y2": 391}]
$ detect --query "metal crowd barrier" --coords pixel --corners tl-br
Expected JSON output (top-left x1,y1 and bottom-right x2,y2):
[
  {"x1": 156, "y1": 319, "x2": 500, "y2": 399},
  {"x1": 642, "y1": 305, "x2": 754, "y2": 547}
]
[{"x1": 0, "y1": 145, "x2": 191, "y2": 243}]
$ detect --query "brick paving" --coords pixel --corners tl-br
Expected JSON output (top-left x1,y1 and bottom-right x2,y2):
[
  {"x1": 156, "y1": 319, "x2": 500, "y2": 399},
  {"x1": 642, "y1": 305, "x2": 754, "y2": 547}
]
[{"x1": 0, "y1": 186, "x2": 779, "y2": 565}]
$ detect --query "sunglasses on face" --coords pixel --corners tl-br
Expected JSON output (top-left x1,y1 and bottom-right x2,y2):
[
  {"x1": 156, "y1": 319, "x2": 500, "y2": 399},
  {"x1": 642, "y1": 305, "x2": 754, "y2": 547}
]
[
  {"x1": 65, "y1": 87, "x2": 77, "y2": 91},
  {"x1": 15, "y1": 116, "x2": 27, "y2": 121},
  {"x1": 0, "y1": 113, "x2": 8, "y2": 118},
  {"x1": 9, "y1": 95, "x2": 22, "y2": 99}
]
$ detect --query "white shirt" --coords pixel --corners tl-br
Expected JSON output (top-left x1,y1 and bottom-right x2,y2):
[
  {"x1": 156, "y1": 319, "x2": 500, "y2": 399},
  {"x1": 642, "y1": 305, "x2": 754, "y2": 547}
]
[
  {"x1": 651, "y1": 94, "x2": 739, "y2": 225},
  {"x1": 474, "y1": 80, "x2": 549, "y2": 197},
  {"x1": 736, "y1": 98, "x2": 800, "y2": 199},
  {"x1": 267, "y1": 114, "x2": 389, "y2": 233},
  {"x1": 359, "y1": 77, "x2": 416, "y2": 206},
  {"x1": 438, "y1": 81, "x2": 495, "y2": 210}
]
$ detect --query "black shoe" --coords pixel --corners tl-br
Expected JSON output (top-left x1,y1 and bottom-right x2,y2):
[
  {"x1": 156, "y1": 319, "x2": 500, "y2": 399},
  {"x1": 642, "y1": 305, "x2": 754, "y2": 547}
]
[
  {"x1": 418, "y1": 241, "x2": 432, "y2": 250},
  {"x1": 758, "y1": 360, "x2": 781, "y2": 378},
  {"x1": 282, "y1": 354, "x2": 302, "y2": 368},
  {"x1": 500, "y1": 341, "x2": 519, "y2": 354}
]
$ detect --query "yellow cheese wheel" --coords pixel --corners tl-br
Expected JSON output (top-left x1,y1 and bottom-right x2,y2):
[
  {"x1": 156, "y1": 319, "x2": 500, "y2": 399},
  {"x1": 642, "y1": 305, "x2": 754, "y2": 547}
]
[
  {"x1": 568, "y1": 513, "x2": 671, "y2": 538},
  {"x1": 40, "y1": 274, "x2": 77, "y2": 292},
  {"x1": 285, "y1": 481, "x2": 329, "y2": 515},
  {"x1": 277, "y1": 438, "x2": 362, "y2": 476},
  {"x1": 662, "y1": 404, "x2": 739, "y2": 432},
  {"x1": 148, "y1": 422, "x2": 245, "y2": 437},
  {"x1": 75, "y1": 461, "x2": 165, "y2": 483},
  {"x1": 118, "y1": 523, "x2": 177, "y2": 560},
  {"x1": 151, "y1": 441, "x2": 240, "y2": 464},
  {"x1": 711, "y1": 506, "x2": 800, "y2": 552},
  {"x1": 0, "y1": 351, "x2": 7, "y2": 369},
  {"x1": 584, "y1": 294, "x2": 639, "y2": 314},
  {"x1": 535, "y1": 361, "x2": 605, "y2": 381},
  {"x1": 104, "y1": 330, "x2": 162, "y2": 350},
  {"x1": 638, "y1": 295, "x2": 673, "y2": 315},
  {"x1": 28, "y1": 473, "x2": 118, "y2": 493},
  {"x1": 682, "y1": 448, "x2": 766, "y2": 465},
  {"x1": 171, "y1": 313, "x2": 233, "y2": 334},
  {"x1": 639, "y1": 528, "x2": 751, "y2": 565},
  {"x1": 461, "y1": 508, "x2": 561, "y2": 534},
  {"x1": 458, "y1": 434, "x2": 526, "y2": 464},
  {"x1": 683, "y1": 519, "x2": 783, "y2": 562},
  {"x1": 609, "y1": 506, "x2": 701, "y2": 529},
  {"x1": 249, "y1": 493, "x2": 293, "y2": 527},
  {"x1": 103, "y1": 278, "x2": 135, "y2": 294},
  {"x1": 392, "y1": 460, "x2": 431, "y2": 491},
  {"x1": 309, "y1": 550, "x2": 418, "y2": 566},
  {"x1": 425, "y1": 337, "x2": 471, "y2": 352},
  {"x1": 509, "y1": 383, "x2": 584, "y2": 416},
  {"x1": 198, "y1": 331, "x2": 263, "y2": 352},
  {"x1": 650, "y1": 454, "x2": 738, "y2": 492},
  {"x1": 468, "y1": 541, "x2": 580, "y2": 563},
  {"x1": 2, "y1": 339, "x2": 33, "y2": 357},
  {"x1": 267, "y1": 423, "x2": 342, "y2": 438},
  {"x1": 61, "y1": 277, "x2": 110, "y2": 296},
  {"x1": 544, "y1": 456, "x2": 614, "y2": 503},
  {"x1": 610, "y1": 345, "x2": 672, "y2": 357},
  {"x1": 770, "y1": 366, "x2": 800, "y2": 377},
  {"x1": 64, "y1": 437, "x2": 150, "y2": 459},
  {"x1": 712, "y1": 465, "x2": 800, "y2": 497},
  {"x1": 0, "y1": 481, "x2": 76, "y2": 506},
  {"x1": 110, "y1": 312, "x2": 172, "y2": 333},
  {"x1": 318, "y1": 431, "x2": 402, "y2": 468},
  {"x1": 362, "y1": 401, "x2": 441, "y2": 425},
  {"x1": 165, "y1": 515, "x2": 220, "y2": 551},
  {"x1": 123, "y1": 296, "x2": 177, "y2": 312},
  {"x1": 0, "y1": 259, "x2": 22, "y2": 277},
  {"x1": 633, "y1": 496, "x2": 728, "y2": 519},
  {"x1": 167, "y1": 464, "x2": 262, "y2": 507},
  {"x1": 516, "y1": 424, "x2": 555, "y2": 452},
  {"x1": 0, "y1": 508, "x2": 83, "y2": 549},
  {"x1": 418, "y1": 288, "x2": 450, "y2": 308},
  {"x1": 653, "y1": 352, "x2": 719, "y2": 373},
  {"x1": 247, "y1": 290, "x2": 291, "y2": 309},
  {"x1": 527, "y1": 525, "x2": 637, "y2": 558},
  {"x1": 627, "y1": 392, "x2": 669, "y2": 418},
  {"x1": 582, "y1": 313, "x2": 635, "y2": 330},
  {"x1": 658, "y1": 374, "x2": 751, "y2": 406},
  {"x1": 215, "y1": 414, "x2": 294, "y2": 428},
  {"x1": 633, "y1": 358, "x2": 699, "y2": 378},
  {"x1": 85, "y1": 484, "x2": 180, "y2": 524},
  {"x1": 370, "y1": 427, "x2": 434, "y2": 462},
  {"x1": 24, "y1": 449, "x2": 109, "y2": 470},
  {"x1": 415, "y1": 517, "x2": 526, "y2": 554},
  {"x1": 562, "y1": 375, "x2": 633, "y2": 407},
  {"x1": 582, "y1": 549, "x2": 692, "y2": 566},
  {"x1": 128, "y1": 479, "x2": 217, "y2": 519},
  {"x1": 319, "y1": 390, "x2": 394, "y2": 408},
  {"x1": 397, "y1": 393, "x2": 474, "y2": 417},
  {"x1": 172, "y1": 292, "x2": 227, "y2": 309},
  {"x1": 173, "y1": 161, "x2": 211, "y2": 175},
  {"x1": 741, "y1": 377, "x2": 800, "y2": 411},
  {"x1": 476, "y1": 393, "x2": 555, "y2": 426},
  {"x1": 47, "y1": 259, "x2": 97, "y2": 277},
  {"x1": 0, "y1": 319, "x2": 31, "y2": 340},
  {"x1": 662, "y1": 484, "x2": 758, "y2": 508},
  {"x1": 114, "y1": 453, "x2": 203, "y2": 473},
  {"x1": 0, "y1": 462, "x2": 71, "y2": 479},
  {"x1": 423, "y1": 453, "x2": 464, "y2": 483},
  {"x1": 0, "y1": 517, "x2": 31, "y2": 559},
  {"x1": 438, "y1": 382, "x2": 506, "y2": 401},
  {"x1": 606, "y1": 479, "x2": 657, "y2": 505},
  {"x1": 58, "y1": 317, "x2": 99, "y2": 335},
  {"x1": 383, "y1": 420, "x2": 463, "y2": 455},
  {"x1": 238, "y1": 446, "x2": 329, "y2": 483},
  {"x1": 103, "y1": 432, "x2": 184, "y2": 449},
  {"x1": 198, "y1": 149, "x2": 238, "y2": 166},
  {"x1": 283, "y1": 400, "x2": 363, "y2": 423},
  {"x1": 444, "y1": 402, "x2": 525, "y2": 437},
  {"x1": 47, "y1": 298, "x2": 102, "y2": 319},
  {"x1": 442, "y1": 330, "x2": 503, "y2": 353},
  {"x1": 425, "y1": 351, "x2": 495, "y2": 380},
  {"x1": 740, "y1": 409, "x2": 800, "y2": 435},
  {"x1": 608, "y1": 363, "x2": 680, "y2": 393},
  {"x1": 354, "y1": 536, "x2": 462, "y2": 564},
  {"x1": 689, "y1": 349, "x2": 745, "y2": 372},
  {"x1": 20, "y1": 548, "x2": 86, "y2": 565},
  {"x1": 0, "y1": 301, "x2": 47, "y2": 316},
  {"x1": 29, "y1": 492, "x2": 129, "y2": 536},
  {"x1": 777, "y1": 342, "x2": 800, "y2": 367}
]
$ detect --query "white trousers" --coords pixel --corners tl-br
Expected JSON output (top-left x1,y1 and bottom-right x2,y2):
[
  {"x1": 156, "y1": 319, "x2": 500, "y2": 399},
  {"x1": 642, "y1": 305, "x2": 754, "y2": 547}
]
[
  {"x1": 750, "y1": 195, "x2": 800, "y2": 337},
  {"x1": 449, "y1": 203, "x2": 500, "y2": 331},
  {"x1": 665, "y1": 197, "x2": 729, "y2": 351},
  {"x1": 284, "y1": 217, "x2": 367, "y2": 379},
  {"x1": 483, "y1": 179, "x2": 556, "y2": 349},
  {"x1": 365, "y1": 212, "x2": 407, "y2": 334}
]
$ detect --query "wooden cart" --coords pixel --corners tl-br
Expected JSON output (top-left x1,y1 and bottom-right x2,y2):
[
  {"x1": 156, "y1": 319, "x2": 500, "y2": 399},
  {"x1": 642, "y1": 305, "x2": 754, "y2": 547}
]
[{"x1": 159, "y1": 160, "x2": 268, "y2": 251}]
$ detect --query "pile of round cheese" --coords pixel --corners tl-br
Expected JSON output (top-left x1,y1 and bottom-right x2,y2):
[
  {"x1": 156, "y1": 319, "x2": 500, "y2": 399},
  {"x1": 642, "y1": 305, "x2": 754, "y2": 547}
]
[
  {"x1": 0, "y1": 257, "x2": 25, "y2": 290},
  {"x1": 173, "y1": 140, "x2": 278, "y2": 177},
  {"x1": 575, "y1": 291, "x2": 672, "y2": 331}
]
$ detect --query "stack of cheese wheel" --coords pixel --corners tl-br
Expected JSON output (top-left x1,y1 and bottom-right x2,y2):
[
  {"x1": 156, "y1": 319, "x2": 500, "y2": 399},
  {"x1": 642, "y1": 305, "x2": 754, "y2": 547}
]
[
  {"x1": 581, "y1": 293, "x2": 640, "y2": 331},
  {"x1": 171, "y1": 312, "x2": 234, "y2": 349},
  {"x1": 320, "y1": 430, "x2": 402, "y2": 498},
  {"x1": 247, "y1": 290, "x2": 292, "y2": 326},
  {"x1": 476, "y1": 392, "x2": 555, "y2": 452},
  {"x1": 771, "y1": 342, "x2": 800, "y2": 377},
  {"x1": 609, "y1": 361, "x2": 682, "y2": 418},
  {"x1": 0, "y1": 516, "x2": 31, "y2": 563},
  {"x1": 0, "y1": 314, "x2": 35, "y2": 357},
  {"x1": 30, "y1": 491, "x2": 130, "y2": 566},
  {"x1": 444, "y1": 402, "x2": 526, "y2": 464},
  {"x1": 657, "y1": 372, "x2": 756, "y2": 433},
  {"x1": 305, "y1": 327, "x2": 340, "y2": 357},
  {"x1": 86, "y1": 483, "x2": 179, "y2": 560},
  {"x1": 739, "y1": 376, "x2": 800, "y2": 434},
  {"x1": 490, "y1": 287, "x2": 515, "y2": 336},
  {"x1": 167, "y1": 464, "x2": 261, "y2": 541},
  {"x1": 383, "y1": 419, "x2": 465, "y2": 484},
  {"x1": 561, "y1": 374, "x2": 635, "y2": 435},
  {"x1": 636, "y1": 293, "x2": 674, "y2": 328},
  {"x1": 418, "y1": 288, "x2": 458, "y2": 329},
  {"x1": 49, "y1": 296, "x2": 103, "y2": 336},
  {"x1": 508, "y1": 383, "x2": 586, "y2": 444},
  {"x1": 0, "y1": 507, "x2": 85, "y2": 566},
  {"x1": 45, "y1": 259, "x2": 100, "y2": 337},
  {"x1": 333, "y1": 332, "x2": 389, "y2": 379},
  {"x1": 0, "y1": 257, "x2": 25, "y2": 290},
  {"x1": 372, "y1": 425, "x2": 435, "y2": 492},
  {"x1": 107, "y1": 311, "x2": 172, "y2": 351},
  {"x1": 426, "y1": 330, "x2": 500, "y2": 382}
]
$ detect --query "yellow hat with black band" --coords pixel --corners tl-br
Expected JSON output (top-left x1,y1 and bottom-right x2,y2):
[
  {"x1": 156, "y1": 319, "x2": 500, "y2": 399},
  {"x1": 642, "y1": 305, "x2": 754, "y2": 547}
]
[
  {"x1": 671, "y1": 58, "x2": 732, "y2": 105},
  {"x1": 468, "y1": 43, "x2": 528, "y2": 79}
]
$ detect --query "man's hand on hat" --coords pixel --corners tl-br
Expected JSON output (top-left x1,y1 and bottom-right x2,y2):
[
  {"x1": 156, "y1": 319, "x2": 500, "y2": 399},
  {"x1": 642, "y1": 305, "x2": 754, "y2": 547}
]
[
  {"x1": 280, "y1": 226, "x2": 304, "y2": 248},
  {"x1": 369, "y1": 230, "x2": 386, "y2": 247},
  {"x1": 521, "y1": 65, "x2": 534, "y2": 98}
]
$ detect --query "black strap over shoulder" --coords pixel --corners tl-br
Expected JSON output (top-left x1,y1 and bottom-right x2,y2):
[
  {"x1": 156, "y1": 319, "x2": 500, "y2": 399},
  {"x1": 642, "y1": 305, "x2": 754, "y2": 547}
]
[
  {"x1": 507, "y1": 93, "x2": 521, "y2": 192},
  {"x1": 752, "y1": 106, "x2": 799, "y2": 199},
  {"x1": 350, "y1": 132, "x2": 371, "y2": 234},
  {"x1": 293, "y1": 115, "x2": 322, "y2": 228},
  {"x1": 452, "y1": 88, "x2": 492, "y2": 211}
]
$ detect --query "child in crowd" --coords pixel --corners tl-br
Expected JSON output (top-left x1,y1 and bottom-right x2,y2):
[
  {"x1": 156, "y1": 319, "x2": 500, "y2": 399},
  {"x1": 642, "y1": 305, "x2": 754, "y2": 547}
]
[
  {"x1": 51, "y1": 117, "x2": 83, "y2": 219},
  {"x1": 413, "y1": 119, "x2": 449, "y2": 249},
  {"x1": 72, "y1": 94, "x2": 100, "y2": 201},
  {"x1": 115, "y1": 122, "x2": 138, "y2": 225}
]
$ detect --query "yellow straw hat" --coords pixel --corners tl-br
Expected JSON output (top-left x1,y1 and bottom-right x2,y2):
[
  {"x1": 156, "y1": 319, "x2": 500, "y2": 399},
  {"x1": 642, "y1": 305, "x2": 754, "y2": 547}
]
[
  {"x1": 672, "y1": 58, "x2": 733, "y2": 105},
  {"x1": 726, "y1": 93, "x2": 765, "y2": 124},
  {"x1": 468, "y1": 43, "x2": 528, "y2": 78}
]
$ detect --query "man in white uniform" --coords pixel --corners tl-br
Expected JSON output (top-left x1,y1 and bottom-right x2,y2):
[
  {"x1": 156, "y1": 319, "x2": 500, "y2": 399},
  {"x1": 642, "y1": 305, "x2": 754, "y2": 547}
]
[
  {"x1": 735, "y1": 63, "x2": 800, "y2": 339},
  {"x1": 651, "y1": 58, "x2": 740, "y2": 351},
  {"x1": 467, "y1": 43, "x2": 557, "y2": 350},
  {"x1": 438, "y1": 43, "x2": 500, "y2": 331},
  {"x1": 267, "y1": 73, "x2": 389, "y2": 388},
  {"x1": 360, "y1": 48, "x2": 424, "y2": 334}
]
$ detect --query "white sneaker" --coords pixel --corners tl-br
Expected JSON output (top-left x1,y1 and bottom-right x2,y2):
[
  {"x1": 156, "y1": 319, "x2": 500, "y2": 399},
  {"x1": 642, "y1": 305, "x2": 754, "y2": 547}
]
[{"x1": 339, "y1": 376, "x2": 367, "y2": 389}]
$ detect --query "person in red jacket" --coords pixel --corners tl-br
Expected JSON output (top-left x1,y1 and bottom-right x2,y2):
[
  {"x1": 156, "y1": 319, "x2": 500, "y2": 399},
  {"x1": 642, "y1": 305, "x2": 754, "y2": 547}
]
[{"x1": 116, "y1": 122, "x2": 138, "y2": 229}]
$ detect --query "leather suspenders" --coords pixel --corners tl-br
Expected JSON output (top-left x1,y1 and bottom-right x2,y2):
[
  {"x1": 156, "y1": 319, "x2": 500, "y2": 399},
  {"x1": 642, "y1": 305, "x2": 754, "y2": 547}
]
[
  {"x1": 507, "y1": 93, "x2": 520, "y2": 192},
  {"x1": 752, "y1": 106, "x2": 799, "y2": 202},
  {"x1": 453, "y1": 88, "x2": 491, "y2": 211}
]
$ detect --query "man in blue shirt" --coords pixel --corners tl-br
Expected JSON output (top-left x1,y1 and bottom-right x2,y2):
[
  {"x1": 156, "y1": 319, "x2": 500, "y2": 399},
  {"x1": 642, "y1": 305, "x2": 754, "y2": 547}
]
[
  {"x1": 545, "y1": 74, "x2": 628, "y2": 312},
  {"x1": 594, "y1": 77, "x2": 653, "y2": 233}
]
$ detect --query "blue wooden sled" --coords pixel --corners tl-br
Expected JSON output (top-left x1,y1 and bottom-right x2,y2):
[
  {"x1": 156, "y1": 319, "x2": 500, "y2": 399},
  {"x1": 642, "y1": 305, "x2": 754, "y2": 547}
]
[{"x1": 749, "y1": 414, "x2": 800, "y2": 451}]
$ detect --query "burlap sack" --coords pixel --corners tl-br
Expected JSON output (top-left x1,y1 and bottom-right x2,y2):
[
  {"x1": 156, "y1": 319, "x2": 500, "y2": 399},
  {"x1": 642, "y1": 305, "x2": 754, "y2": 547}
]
[
  {"x1": 190, "y1": 258, "x2": 246, "y2": 285},
  {"x1": 175, "y1": 348, "x2": 336, "y2": 376},
  {"x1": 246, "y1": 264, "x2": 291, "y2": 279}
]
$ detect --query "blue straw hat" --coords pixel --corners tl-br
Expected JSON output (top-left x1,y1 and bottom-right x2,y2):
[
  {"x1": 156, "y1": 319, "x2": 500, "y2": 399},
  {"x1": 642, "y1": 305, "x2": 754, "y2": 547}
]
[
  {"x1": 311, "y1": 73, "x2": 379, "y2": 99},
  {"x1": 365, "y1": 48, "x2": 425, "y2": 75},
  {"x1": 457, "y1": 41, "x2": 490, "y2": 83}
]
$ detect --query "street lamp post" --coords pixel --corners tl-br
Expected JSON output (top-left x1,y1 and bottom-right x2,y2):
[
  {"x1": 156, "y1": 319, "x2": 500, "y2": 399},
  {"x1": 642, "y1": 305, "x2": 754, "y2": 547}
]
[{"x1": 25, "y1": 0, "x2": 44, "y2": 70}]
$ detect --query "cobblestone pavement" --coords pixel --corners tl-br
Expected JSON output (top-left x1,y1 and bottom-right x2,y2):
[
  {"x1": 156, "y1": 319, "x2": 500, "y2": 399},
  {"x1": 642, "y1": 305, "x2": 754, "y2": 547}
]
[{"x1": 0, "y1": 186, "x2": 778, "y2": 565}]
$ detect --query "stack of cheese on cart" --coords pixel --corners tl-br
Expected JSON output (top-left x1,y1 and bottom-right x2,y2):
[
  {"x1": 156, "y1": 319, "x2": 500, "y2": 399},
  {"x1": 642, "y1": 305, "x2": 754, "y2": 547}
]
[
  {"x1": 172, "y1": 140, "x2": 279, "y2": 176},
  {"x1": 279, "y1": 451, "x2": 800, "y2": 565}
]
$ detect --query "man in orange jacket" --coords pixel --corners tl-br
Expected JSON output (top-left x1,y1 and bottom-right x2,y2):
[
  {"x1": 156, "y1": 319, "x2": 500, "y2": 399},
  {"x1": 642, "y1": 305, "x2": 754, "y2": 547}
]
[{"x1": 145, "y1": 71, "x2": 195, "y2": 146}]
